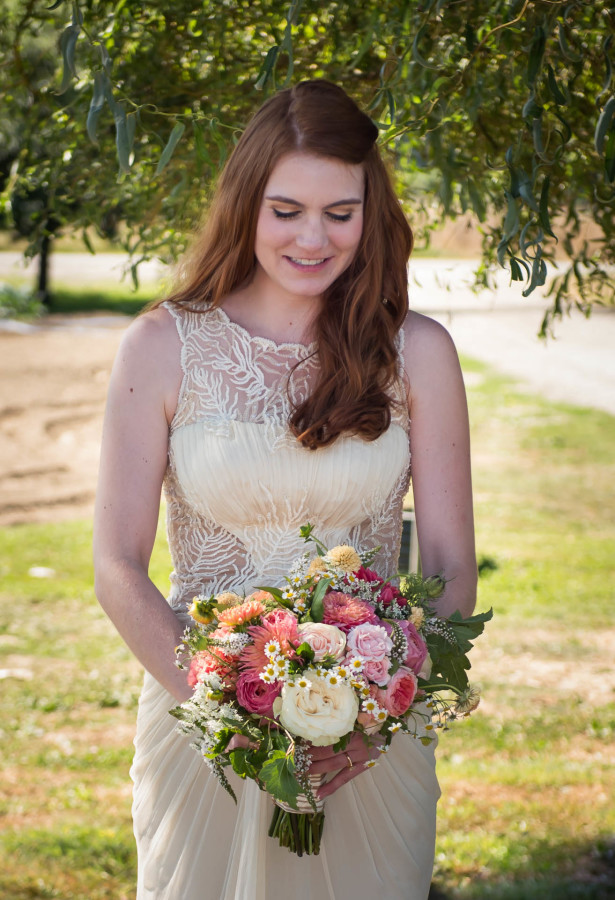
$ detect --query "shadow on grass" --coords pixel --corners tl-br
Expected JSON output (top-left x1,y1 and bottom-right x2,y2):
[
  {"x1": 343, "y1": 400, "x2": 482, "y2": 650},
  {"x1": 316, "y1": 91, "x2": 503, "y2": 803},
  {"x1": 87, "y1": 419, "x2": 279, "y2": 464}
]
[
  {"x1": 48, "y1": 285, "x2": 156, "y2": 317},
  {"x1": 430, "y1": 835, "x2": 615, "y2": 900}
]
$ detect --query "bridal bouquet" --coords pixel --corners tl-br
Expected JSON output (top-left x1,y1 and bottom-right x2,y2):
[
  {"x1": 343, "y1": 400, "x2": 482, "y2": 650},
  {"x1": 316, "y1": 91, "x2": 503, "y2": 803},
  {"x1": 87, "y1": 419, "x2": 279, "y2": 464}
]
[{"x1": 171, "y1": 524, "x2": 491, "y2": 856}]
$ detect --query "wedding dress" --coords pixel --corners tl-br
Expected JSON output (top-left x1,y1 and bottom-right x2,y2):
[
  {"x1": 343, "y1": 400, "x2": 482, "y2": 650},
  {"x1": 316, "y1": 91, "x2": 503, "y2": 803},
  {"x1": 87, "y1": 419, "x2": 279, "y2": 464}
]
[{"x1": 130, "y1": 304, "x2": 440, "y2": 900}]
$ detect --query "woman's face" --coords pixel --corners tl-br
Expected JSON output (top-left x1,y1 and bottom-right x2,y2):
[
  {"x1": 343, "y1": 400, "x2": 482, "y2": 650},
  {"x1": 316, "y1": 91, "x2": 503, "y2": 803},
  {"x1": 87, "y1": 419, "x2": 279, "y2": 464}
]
[{"x1": 254, "y1": 152, "x2": 365, "y2": 304}]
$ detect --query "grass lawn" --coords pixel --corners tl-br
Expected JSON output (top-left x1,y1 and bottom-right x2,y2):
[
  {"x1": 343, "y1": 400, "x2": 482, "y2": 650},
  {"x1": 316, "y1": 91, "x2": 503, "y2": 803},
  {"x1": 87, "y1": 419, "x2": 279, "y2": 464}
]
[{"x1": 0, "y1": 360, "x2": 614, "y2": 899}]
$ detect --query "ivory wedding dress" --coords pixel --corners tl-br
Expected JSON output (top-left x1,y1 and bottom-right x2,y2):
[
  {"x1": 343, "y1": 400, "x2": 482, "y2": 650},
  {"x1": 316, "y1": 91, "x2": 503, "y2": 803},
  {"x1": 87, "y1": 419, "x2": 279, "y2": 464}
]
[{"x1": 130, "y1": 304, "x2": 440, "y2": 900}]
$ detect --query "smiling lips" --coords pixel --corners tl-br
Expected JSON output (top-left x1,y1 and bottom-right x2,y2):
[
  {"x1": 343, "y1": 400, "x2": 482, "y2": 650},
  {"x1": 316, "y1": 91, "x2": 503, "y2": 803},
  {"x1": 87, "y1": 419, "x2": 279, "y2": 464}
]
[{"x1": 285, "y1": 256, "x2": 330, "y2": 270}]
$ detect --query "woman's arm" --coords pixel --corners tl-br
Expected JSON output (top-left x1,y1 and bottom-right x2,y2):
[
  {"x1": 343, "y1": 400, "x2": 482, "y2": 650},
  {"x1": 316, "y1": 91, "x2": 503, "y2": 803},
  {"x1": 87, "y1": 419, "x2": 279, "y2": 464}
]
[
  {"x1": 93, "y1": 307, "x2": 192, "y2": 702},
  {"x1": 403, "y1": 312, "x2": 477, "y2": 618}
]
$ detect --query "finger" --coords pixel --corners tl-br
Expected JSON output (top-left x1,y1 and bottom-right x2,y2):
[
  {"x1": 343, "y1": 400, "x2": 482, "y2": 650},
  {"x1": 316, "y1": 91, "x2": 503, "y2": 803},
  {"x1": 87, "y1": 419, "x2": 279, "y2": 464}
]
[{"x1": 318, "y1": 757, "x2": 378, "y2": 800}]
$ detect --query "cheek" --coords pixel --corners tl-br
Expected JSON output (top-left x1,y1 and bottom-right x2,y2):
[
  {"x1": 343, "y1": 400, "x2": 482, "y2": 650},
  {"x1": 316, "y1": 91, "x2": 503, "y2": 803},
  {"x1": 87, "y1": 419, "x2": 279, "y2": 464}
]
[
  {"x1": 255, "y1": 212, "x2": 294, "y2": 253},
  {"x1": 336, "y1": 216, "x2": 364, "y2": 252}
]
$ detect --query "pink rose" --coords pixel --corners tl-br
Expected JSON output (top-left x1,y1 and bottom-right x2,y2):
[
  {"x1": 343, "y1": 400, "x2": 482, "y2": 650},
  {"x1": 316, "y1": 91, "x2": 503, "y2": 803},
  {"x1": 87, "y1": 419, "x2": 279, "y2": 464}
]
[
  {"x1": 296, "y1": 623, "x2": 346, "y2": 661},
  {"x1": 363, "y1": 657, "x2": 391, "y2": 686},
  {"x1": 346, "y1": 623, "x2": 393, "y2": 661},
  {"x1": 236, "y1": 672, "x2": 281, "y2": 716},
  {"x1": 323, "y1": 592, "x2": 379, "y2": 632},
  {"x1": 398, "y1": 621, "x2": 428, "y2": 675},
  {"x1": 382, "y1": 667, "x2": 418, "y2": 717}
]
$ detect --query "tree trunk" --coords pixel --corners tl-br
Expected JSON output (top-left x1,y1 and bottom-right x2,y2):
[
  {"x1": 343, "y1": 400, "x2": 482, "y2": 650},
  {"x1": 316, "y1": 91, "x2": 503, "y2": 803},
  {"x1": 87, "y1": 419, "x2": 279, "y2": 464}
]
[{"x1": 36, "y1": 233, "x2": 51, "y2": 306}]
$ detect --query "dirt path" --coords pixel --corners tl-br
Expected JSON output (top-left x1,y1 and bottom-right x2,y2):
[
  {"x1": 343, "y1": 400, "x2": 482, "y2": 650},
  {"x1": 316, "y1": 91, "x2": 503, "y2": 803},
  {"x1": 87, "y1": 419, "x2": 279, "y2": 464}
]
[{"x1": 0, "y1": 316, "x2": 127, "y2": 527}]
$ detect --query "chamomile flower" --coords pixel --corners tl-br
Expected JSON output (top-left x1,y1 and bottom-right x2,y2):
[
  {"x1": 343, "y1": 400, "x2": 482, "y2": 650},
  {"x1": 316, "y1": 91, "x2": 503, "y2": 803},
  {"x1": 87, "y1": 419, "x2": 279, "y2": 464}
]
[
  {"x1": 260, "y1": 671, "x2": 275, "y2": 684},
  {"x1": 336, "y1": 665, "x2": 350, "y2": 680},
  {"x1": 326, "y1": 671, "x2": 341, "y2": 686},
  {"x1": 375, "y1": 709, "x2": 387, "y2": 723},
  {"x1": 362, "y1": 698, "x2": 380, "y2": 715},
  {"x1": 264, "y1": 640, "x2": 281, "y2": 658},
  {"x1": 348, "y1": 656, "x2": 365, "y2": 672},
  {"x1": 378, "y1": 744, "x2": 390, "y2": 753},
  {"x1": 364, "y1": 760, "x2": 379, "y2": 769},
  {"x1": 282, "y1": 589, "x2": 295, "y2": 601},
  {"x1": 296, "y1": 675, "x2": 312, "y2": 690},
  {"x1": 388, "y1": 722, "x2": 402, "y2": 733}
]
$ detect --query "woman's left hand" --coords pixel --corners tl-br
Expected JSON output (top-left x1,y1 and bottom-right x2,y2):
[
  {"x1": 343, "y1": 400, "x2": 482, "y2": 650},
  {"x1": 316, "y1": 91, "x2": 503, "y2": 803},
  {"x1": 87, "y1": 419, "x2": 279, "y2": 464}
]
[{"x1": 308, "y1": 731, "x2": 384, "y2": 800}]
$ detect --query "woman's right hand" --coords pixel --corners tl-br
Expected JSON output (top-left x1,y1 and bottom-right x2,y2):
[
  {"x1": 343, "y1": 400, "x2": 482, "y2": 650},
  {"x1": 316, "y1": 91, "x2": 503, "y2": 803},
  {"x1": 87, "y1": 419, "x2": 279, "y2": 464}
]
[{"x1": 308, "y1": 731, "x2": 384, "y2": 800}]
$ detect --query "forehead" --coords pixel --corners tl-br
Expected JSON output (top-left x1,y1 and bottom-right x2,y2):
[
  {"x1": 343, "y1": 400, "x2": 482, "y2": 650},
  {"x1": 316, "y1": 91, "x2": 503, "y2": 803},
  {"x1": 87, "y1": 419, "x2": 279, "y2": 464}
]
[{"x1": 264, "y1": 152, "x2": 365, "y2": 201}]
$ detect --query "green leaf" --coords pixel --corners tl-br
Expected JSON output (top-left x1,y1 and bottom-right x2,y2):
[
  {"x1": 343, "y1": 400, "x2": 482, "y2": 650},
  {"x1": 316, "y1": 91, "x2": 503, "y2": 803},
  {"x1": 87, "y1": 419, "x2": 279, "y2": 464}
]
[
  {"x1": 254, "y1": 586, "x2": 285, "y2": 603},
  {"x1": 155, "y1": 122, "x2": 186, "y2": 176},
  {"x1": 546, "y1": 64, "x2": 568, "y2": 105},
  {"x1": 86, "y1": 70, "x2": 106, "y2": 144},
  {"x1": 259, "y1": 751, "x2": 300, "y2": 808},
  {"x1": 598, "y1": 35, "x2": 613, "y2": 101},
  {"x1": 595, "y1": 97, "x2": 615, "y2": 156},
  {"x1": 310, "y1": 577, "x2": 331, "y2": 623},
  {"x1": 557, "y1": 23, "x2": 582, "y2": 63},
  {"x1": 114, "y1": 106, "x2": 131, "y2": 174},
  {"x1": 229, "y1": 748, "x2": 258, "y2": 780},
  {"x1": 526, "y1": 25, "x2": 546, "y2": 87},
  {"x1": 522, "y1": 253, "x2": 548, "y2": 297},
  {"x1": 605, "y1": 127, "x2": 615, "y2": 183},
  {"x1": 539, "y1": 176, "x2": 557, "y2": 239},
  {"x1": 255, "y1": 46, "x2": 279, "y2": 90},
  {"x1": 412, "y1": 26, "x2": 439, "y2": 70},
  {"x1": 295, "y1": 641, "x2": 315, "y2": 663},
  {"x1": 58, "y1": 19, "x2": 81, "y2": 94}
]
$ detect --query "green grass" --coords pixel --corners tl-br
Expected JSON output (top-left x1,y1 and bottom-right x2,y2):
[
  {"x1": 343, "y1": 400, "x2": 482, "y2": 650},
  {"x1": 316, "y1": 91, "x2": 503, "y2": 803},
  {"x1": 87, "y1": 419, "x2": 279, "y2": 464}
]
[{"x1": 1, "y1": 361, "x2": 614, "y2": 899}]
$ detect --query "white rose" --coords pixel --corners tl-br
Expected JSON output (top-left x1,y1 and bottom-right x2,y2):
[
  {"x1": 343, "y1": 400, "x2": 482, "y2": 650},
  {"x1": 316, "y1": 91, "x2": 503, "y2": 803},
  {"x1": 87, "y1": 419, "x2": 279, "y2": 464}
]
[
  {"x1": 297, "y1": 623, "x2": 346, "y2": 662},
  {"x1": 272, "y1": 669, "x2": 359, "y2": 746}
]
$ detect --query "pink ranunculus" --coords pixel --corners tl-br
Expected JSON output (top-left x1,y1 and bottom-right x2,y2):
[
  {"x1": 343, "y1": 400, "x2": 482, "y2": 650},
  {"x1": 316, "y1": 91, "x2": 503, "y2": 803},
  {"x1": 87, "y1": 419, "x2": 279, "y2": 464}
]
[
  {"x1": 363, "y1": 656, "x2": 392, "y2": 686},
  {"x1": 346, "y1": 623, "x2": 393, "y2": 662},
  {"x1": 296, "y1": 622, "x2": 346, "y2": 661},
  {"x1": 382, "y1": 667, "x2": 418, "y2": 717},
  {"x1": 323, "y1": 592, "x2": 380, "y2": 632},
  {"x1": 235, "y1": 672, "x2": 281, "y2": 716},
  {"x1": 398, "y1": 621, "x2": 429, "y2": 675}
]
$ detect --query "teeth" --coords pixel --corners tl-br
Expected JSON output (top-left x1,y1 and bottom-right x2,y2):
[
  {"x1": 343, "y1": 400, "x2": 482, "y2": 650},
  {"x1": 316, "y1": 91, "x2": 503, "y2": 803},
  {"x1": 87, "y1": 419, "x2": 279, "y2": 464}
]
[{"x1": 289, "y1": 257, "x2": 326, "y2": 266}]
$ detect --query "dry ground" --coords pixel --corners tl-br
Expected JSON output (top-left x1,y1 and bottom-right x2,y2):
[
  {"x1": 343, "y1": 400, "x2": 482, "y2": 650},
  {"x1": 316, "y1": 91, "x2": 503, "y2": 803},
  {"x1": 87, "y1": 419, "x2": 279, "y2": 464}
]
[{"x1": 0, "y1": 316, "x2": 128, "y2": 527}]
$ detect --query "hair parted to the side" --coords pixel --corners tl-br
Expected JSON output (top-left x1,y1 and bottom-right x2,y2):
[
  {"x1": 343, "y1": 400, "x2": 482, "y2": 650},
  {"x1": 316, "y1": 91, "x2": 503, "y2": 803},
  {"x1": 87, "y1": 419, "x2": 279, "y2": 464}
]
[{"x1": 153, "y1": 80, "x2": 413, "y2": 450}]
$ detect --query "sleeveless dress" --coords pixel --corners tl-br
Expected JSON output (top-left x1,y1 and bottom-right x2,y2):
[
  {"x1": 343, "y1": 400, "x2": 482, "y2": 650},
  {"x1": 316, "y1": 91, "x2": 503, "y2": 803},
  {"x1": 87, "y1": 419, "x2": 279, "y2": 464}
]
[{"x1": 130, "y1": 304, "x2": 440, "y2": 900}]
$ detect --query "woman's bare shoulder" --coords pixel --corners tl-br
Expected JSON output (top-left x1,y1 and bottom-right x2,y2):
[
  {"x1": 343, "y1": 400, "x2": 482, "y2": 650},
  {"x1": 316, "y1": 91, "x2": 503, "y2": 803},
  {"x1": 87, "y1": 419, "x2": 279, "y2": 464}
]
[
  {"x1": 119, "y1": 304, "x2": 180, "y2": 359},
  {"x1": 401, "y1": 310, "x2": 463, "y2": 397},
  {"x1": 111, "y1": 304, "x2": 183, "y2": 422}
]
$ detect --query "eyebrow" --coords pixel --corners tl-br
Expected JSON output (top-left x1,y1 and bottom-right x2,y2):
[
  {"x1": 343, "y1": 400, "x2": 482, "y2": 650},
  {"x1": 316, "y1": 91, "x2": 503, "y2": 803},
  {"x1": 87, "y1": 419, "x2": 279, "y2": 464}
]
[{"x1": 265, "y1": 195, "x2": 363, "y2": 209}]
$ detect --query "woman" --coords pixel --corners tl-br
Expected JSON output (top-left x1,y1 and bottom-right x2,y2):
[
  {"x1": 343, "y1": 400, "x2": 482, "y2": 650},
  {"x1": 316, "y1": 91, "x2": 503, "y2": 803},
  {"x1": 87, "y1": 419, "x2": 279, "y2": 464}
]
[{"x1": 93, "y1": 80, "x2": 476, "y2": 900}]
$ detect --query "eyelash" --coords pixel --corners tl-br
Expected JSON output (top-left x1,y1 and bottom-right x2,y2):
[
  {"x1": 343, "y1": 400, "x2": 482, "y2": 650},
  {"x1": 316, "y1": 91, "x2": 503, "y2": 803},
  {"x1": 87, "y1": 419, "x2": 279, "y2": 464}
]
[{"x1": 272, "y1": 209, "x2": 352, "y2": 223}]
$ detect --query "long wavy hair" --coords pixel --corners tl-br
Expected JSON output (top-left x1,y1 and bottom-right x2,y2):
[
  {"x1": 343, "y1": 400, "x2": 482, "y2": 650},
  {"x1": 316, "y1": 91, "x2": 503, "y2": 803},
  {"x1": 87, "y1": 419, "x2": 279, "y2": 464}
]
[{"x1": 154, "y1": 80, "x2": 413, "y2": 449}]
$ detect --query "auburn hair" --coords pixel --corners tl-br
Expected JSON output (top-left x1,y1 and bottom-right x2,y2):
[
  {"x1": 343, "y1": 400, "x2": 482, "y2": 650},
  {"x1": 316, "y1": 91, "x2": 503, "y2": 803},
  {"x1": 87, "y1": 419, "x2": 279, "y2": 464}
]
[{"x1": 153, "y1": 80, "x2": 413, "y2": 449}]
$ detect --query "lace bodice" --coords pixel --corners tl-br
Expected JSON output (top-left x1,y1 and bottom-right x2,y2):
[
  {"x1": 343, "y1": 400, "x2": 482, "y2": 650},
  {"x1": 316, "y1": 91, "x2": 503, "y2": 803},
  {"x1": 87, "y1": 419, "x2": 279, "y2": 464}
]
[{"x1": 162, "y1": 304, "x2": 411, "y2": 611}]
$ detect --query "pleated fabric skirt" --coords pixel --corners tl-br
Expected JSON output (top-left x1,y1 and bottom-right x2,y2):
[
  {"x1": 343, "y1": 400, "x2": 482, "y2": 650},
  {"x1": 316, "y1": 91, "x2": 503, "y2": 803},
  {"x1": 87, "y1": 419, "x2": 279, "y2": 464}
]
[{"x1": 130, "y1": 671, "x2": 441, "y2": 900}]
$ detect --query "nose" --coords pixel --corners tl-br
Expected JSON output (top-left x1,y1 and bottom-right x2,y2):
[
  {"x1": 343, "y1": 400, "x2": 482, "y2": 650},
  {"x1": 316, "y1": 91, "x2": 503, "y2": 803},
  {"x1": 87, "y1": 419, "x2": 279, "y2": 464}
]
[{"x1": 295, "y1": 215, "x2": 327, "y2": 250}]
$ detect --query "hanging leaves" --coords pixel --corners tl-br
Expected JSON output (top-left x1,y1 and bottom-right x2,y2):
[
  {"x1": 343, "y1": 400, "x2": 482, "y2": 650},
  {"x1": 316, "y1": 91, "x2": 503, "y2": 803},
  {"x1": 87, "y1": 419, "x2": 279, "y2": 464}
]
[{"x1": 155, "y1": 123, "x2": 186, "y2": 176}]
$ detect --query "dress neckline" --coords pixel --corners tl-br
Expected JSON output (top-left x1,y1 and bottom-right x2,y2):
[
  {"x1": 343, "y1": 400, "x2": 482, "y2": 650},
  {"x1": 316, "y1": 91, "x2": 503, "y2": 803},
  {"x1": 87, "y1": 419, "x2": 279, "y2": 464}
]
[{"x1": 214, "y1": 306, "x2": 318, "y2": 354}]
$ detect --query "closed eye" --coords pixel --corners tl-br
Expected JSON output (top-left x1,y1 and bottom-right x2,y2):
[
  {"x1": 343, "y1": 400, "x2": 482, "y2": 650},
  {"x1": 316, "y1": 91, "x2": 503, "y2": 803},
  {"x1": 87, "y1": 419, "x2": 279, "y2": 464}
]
[{"x1": 272, "y1": 209, "x2": 353, "y2": 222}]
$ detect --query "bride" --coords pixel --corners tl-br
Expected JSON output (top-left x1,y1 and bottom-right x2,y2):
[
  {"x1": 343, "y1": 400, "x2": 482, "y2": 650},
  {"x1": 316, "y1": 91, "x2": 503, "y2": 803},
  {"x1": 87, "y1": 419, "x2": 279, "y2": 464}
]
[{"x1": 93, "y1": 80, "x2": 476, "y2": 900}]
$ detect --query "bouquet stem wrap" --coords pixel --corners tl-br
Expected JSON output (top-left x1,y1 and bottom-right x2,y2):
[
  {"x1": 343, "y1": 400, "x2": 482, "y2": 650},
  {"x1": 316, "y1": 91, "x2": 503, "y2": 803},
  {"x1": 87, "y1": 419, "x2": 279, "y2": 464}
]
[{"x1": 269, "y1": 775, "x2": 325, "y2": 856}]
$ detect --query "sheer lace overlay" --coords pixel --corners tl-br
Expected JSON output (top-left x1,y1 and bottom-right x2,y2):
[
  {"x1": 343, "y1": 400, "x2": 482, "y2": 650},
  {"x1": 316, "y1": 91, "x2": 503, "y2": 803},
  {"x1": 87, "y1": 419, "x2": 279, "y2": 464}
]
[{"x1": 163, "y1": 303, "x2": 411, "y2": 611}]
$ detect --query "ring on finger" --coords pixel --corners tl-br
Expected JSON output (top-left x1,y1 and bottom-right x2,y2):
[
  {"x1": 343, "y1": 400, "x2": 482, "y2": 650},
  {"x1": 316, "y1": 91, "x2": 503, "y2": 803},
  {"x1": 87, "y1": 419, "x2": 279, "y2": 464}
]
[{"x1": 344, "y1": 752, "x2": 354, "y2": 769}]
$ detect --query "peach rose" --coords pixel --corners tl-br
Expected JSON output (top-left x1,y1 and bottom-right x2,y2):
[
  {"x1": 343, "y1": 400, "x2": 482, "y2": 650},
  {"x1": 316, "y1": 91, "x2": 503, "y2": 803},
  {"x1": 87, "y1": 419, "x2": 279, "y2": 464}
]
[{"x1": 296, "y1": 622, "x2": 346, "y2": 662}]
